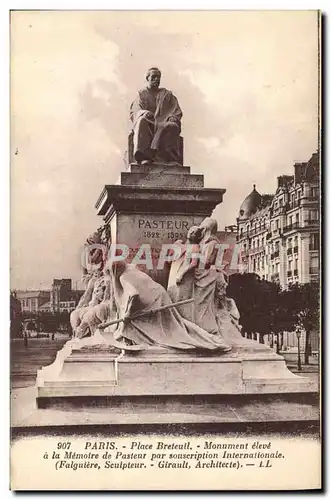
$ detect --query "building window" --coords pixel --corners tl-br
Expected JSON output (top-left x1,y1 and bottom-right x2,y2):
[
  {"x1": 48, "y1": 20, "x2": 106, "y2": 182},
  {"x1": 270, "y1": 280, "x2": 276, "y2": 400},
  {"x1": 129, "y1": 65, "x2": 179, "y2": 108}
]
[
  {"x1": 309, "y1": 233, "x2": 319, "y2": 251},
  {"x1": 310, "y1": 210, "x2": 318, "y2": 221}
]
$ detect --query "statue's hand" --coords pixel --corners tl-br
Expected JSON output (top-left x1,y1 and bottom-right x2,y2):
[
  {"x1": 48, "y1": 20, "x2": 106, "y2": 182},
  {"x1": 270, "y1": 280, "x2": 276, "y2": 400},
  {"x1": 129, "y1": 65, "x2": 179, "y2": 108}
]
[
  {"x1": 167, "y1": 116, "x2": 179, "y2": 124},
  {"x1": 144, "y1": 111, "x2": 154, "y2": 120},
  {"x1": 122, "y1": 311, "x2": 132, "y2": 325}
]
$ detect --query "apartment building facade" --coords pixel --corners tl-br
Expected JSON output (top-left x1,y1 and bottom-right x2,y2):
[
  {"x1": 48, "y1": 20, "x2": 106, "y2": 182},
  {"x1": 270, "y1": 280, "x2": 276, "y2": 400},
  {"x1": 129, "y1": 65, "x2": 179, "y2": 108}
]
[{"x1": 236, "y1": 152, "x2": 320, "y2": 288}]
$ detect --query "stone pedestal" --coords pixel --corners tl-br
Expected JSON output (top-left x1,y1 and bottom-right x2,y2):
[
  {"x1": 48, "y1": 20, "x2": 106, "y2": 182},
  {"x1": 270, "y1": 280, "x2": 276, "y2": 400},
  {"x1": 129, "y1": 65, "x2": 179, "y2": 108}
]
[
  {"x1": 36, "y1": 338, "x2": 317, "y2": 407},
  {"x1": 95, "y1": 162, "x2": 225, "y2": 286}
]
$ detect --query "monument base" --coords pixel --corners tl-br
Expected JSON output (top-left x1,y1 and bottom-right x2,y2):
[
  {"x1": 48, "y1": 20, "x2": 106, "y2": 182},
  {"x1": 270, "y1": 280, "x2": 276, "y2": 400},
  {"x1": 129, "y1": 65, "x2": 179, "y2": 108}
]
[{"x1": 36, "y1": 335, "x2": 318, "y2": 408}]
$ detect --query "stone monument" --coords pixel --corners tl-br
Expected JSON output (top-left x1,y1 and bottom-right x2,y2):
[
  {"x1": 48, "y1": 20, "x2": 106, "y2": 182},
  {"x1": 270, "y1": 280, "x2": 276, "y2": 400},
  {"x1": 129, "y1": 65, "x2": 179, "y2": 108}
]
[
  {"x1": 36, "y1": 69, "x2": 317, "y2": 412},
  {"x1": 96, "y1": 67, "x2": 225, "y2": 287}
]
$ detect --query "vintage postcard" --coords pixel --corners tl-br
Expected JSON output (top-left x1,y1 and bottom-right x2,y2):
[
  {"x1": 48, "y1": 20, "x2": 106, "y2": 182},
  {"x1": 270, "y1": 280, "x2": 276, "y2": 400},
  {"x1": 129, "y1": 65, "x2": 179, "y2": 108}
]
[{"x1": 10, "y1": 10, "x2": 321, "y2": 491}]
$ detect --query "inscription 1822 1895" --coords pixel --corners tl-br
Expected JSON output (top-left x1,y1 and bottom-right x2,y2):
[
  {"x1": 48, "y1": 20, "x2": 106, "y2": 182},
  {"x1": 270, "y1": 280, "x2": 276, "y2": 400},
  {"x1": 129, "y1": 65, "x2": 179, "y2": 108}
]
[{"x1": 138, "y1": 218, "x2": 189, "y2": 242}]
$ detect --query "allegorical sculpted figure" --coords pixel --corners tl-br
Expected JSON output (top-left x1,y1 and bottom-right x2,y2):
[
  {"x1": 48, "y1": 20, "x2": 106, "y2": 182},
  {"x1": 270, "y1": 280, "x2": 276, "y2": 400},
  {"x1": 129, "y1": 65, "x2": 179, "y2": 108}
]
[
  {"x1": 193, "y1": 218, "x2": 231, "y2": 341},
  {"x1": 73, "y1": 269, "x2": 117, "y2": 339},
  {"x1": 106, "y1": 260, "x2": 231, "y2": 353},
  {"x1": 167, "y1": 225, "x2": 202, "y2": 321},
  {"x1": 130, "y1": 67, "x2": 183, "y2": 165},
  {"x1": 166, "y1": 218, "x2": 231, "y2": 351},
  {"x1": 70, "y1": 228, "x2": 112, "y2": 338}
]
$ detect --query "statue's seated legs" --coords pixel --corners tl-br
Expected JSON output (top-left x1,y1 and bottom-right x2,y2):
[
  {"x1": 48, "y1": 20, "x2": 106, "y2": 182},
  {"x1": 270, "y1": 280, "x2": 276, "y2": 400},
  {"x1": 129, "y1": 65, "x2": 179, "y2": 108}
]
[
  {"x1": 130, "y1": 118, "x2": 183, "y2": 166},
  {"x1": 151, "y1": 121, "x2": 181, "y2": 164},
  {"x1": 133, "y1": 115, "x2": 155, "y2": 164},
  {"x1": 75, "y1": 302, "x2": 111, "y2": 339}
]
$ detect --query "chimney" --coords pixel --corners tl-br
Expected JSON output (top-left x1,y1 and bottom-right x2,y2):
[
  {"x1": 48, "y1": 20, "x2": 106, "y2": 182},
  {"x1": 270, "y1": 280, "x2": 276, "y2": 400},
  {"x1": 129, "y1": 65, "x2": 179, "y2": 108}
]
[
  {"x1": 294, "y1": 163, "x2": 307, "y2": 184},
  {"x1": 277, "y1": 175, "x2": 294, "y2": 188}
]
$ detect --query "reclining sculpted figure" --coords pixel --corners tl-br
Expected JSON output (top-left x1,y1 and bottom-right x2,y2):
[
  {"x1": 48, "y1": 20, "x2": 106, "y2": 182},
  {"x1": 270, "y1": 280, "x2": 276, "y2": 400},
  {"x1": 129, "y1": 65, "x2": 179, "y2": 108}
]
[{"x1": 101, "y1": 260, "x2": 231, "y2": 353}]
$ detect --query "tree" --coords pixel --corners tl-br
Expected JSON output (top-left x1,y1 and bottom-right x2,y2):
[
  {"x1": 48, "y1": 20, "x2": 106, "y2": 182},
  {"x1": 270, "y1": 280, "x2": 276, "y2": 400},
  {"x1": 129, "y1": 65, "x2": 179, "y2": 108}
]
[
  {"x1": 286, "y1": 282, "x2": 320, "y2": 364},
  {"x1": 268, "y1": 288, "x2": 298, "y2": 354},
  {"x1": 36, "y1": 311, "x2": 71, "y2": 335},
  {"x1": 10, "y1": 292, "x2": 22, "y2": 338},
  {"x1": 227, "y1": 273, "x2": 281, "y2": 345}
]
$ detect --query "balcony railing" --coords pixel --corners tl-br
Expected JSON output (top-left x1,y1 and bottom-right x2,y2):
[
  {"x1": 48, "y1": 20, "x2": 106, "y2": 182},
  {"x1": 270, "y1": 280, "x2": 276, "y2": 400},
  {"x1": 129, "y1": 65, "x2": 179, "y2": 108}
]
[
  {"x1": 248, "y1": 227, "x2": 266, "y2": 236},
  {"x1": 304, "y1": 219, "x2": 319, "y2": 226},
  {"x1": 309, "y1": 267, "x2": 319, "y2": 275},
  {"x1": 283, "y1": 222, "x2": 300, "y2": 233},
  {"x1": 303, "y1": 196, "x2": 319, "y2": 202},
  {"x1": 248, "y1": 246, "x2": 265, "y2": 254}
]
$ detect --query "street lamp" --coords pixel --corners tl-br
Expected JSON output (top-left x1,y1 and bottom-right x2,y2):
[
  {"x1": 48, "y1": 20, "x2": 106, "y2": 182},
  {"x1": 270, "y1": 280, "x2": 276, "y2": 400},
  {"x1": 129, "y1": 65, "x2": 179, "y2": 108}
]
[{"x1": 295, "y1": 326, "x2": 302, "y2": 372}]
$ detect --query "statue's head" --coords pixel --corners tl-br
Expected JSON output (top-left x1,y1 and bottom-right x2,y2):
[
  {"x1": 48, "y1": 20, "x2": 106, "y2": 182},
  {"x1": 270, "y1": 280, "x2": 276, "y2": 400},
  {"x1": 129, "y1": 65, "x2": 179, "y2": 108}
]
[
  {"x1": 86, "y1": 231, "x2": 102, "y2": 245},
  {"x1": 146, "y1": 67, "x2": 161, "y2": 90},
  {"x1": 187, "y1": 225, "x2": 202, "y2": 244},
  {"x1": 93, "y1": 283, "x2": 105, "y2": 303},
  {"x1": 200, "y1": 217, "x2": 218, "y2": 237}
]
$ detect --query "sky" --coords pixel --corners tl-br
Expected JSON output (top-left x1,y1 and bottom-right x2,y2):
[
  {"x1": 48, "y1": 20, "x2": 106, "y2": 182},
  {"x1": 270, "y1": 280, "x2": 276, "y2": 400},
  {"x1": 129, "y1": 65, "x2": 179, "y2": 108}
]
[{"x1": 10, "y1": 10, "x2": 319, "y2": 290}]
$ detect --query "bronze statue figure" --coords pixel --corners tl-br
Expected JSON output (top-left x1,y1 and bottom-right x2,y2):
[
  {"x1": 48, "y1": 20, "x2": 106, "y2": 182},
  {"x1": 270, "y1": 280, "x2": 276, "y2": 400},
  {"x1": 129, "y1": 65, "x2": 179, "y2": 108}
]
[{"x1": 130, "y1": 68, "x2": 183, "y2": 165}]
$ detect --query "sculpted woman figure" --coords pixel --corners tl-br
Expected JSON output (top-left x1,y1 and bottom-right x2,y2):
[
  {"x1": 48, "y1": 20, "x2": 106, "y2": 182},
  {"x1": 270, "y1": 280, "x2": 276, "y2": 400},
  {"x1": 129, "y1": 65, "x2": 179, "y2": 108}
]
[{"x1": 167, "y1": 218, "x2": 232, "y2": 351}]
